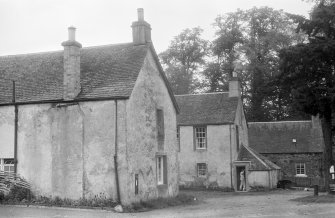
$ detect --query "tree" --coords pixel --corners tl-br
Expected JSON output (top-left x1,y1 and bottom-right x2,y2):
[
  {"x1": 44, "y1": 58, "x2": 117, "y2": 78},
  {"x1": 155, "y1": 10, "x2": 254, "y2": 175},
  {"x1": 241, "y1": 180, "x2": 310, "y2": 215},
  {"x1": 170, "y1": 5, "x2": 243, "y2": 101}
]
[
  {"x1": 278, "y1": 1, "x2": 335, "y2": 192},
  {"x1": 203, "y1": 10, "x2": 244, "y2": 93},
  {"x1": 159, "y1": 27, "x2": 208, "y2": 94},
  {"x1": 204, "y1": 7, "x2": 305, "y2": 121}
]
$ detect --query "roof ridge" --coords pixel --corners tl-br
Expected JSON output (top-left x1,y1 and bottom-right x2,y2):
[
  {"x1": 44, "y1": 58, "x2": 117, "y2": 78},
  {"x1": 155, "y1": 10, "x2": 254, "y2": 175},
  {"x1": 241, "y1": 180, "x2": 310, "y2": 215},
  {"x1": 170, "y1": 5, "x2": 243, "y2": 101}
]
[
  {"x1": 175, "y1": 92, "x2": 229, "y2": 97},
  {"x1": 0, "y1": 50, "x2": 63, "y2": 58},
  {"x1": 81, "y1": 42, "x2": 135, "y2": 50},
  {"x1": 249, "y1": 120, "x2": 311, "y2": 124},
  {"x1": 0, "y1": 42, "x2": 137, "y2": 58}
]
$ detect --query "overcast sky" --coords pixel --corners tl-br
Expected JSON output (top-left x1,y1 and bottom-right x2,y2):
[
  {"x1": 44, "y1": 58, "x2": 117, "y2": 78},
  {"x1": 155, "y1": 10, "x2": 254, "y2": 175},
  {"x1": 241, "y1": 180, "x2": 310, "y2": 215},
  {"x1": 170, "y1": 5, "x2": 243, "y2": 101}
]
[{"x1": 0, "y1": 0, "x2": 313, "y2": 56}]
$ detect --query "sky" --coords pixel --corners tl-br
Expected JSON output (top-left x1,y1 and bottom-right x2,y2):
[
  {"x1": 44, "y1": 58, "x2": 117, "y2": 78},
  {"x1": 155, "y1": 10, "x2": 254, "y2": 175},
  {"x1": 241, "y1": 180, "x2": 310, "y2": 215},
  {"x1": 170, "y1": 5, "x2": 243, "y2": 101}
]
[{"x1": 0, "y1": 0, "x2": 314, "y2": 56}]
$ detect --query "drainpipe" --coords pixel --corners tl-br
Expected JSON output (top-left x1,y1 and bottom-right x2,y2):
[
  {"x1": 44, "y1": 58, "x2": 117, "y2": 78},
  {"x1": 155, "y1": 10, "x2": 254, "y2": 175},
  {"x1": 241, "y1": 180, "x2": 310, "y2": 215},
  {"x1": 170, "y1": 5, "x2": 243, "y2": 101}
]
[
  {"x1": 268, "y1": 170, "x2": 271, "y2": 189},
  {"x1": 13, "y1": 81, "x2": 18, "y2": 174},
  {"x1": 114, "y1": 100, "x2": 121, "y2": 203},
  {"x1": 229, "y1": 124, "x2": 233, "y2": 190}
]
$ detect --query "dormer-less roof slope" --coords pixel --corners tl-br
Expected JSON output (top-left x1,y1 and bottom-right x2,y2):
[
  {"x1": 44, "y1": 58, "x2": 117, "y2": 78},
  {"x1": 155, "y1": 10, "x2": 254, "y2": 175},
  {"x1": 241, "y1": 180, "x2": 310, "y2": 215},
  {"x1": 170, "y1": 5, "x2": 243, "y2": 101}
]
[
  {"x1": 175, "y1": 92, "x2": 238, "y2": 126},
  {"x1": 0, "y1": 43, "x2": 146, "y2": 103},
  {"x1": 0, "y1": 43, "x2": 179, "y2": 112},
  {"x1": 248, "y1": 121, "x2": 323, "y2": 153}
]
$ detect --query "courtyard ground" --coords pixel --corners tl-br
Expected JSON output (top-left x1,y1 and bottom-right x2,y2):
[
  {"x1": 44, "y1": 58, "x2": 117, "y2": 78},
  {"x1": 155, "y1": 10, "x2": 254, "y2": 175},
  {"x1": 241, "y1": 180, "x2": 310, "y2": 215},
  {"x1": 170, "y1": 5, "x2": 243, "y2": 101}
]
[{"x1": 1, "y1": 189, "x2": 335, "y2": 218}]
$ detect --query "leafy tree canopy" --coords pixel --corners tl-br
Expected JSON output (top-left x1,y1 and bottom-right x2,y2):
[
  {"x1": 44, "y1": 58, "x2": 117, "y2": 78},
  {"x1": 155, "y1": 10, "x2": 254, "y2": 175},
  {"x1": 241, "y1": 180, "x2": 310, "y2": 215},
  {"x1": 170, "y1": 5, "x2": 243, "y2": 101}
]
[
  {"x1": 159, "y1": 27, "x2": 208, "y2": 94},
  {"x1": 205, "y1": 7, "x2": 304, "y2": 121},
  {"x1": 278, "y1": 1, "x2": 335, "y2": 191}
]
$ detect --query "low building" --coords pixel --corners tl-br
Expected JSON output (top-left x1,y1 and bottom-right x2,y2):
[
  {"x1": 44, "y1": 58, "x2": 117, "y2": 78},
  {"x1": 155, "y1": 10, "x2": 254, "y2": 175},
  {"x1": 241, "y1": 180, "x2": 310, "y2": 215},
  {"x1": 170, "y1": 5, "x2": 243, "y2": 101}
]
[
  {"x1": 248, "y1": 117, "x2": 324, "y2": 187},
  {"x1": 0, "y1": 9, "x2": 179, "y2": 205},
  {"x1": 176, "y1": 76, "x2": 280, "y2": 191}
]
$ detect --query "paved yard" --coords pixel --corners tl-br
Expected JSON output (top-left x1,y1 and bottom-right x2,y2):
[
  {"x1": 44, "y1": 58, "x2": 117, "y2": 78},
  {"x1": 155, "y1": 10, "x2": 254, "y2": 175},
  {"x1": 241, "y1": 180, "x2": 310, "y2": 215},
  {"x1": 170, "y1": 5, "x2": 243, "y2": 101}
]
[{"x1": 1, "y1": 190, "x2": 335, "y2": 218}]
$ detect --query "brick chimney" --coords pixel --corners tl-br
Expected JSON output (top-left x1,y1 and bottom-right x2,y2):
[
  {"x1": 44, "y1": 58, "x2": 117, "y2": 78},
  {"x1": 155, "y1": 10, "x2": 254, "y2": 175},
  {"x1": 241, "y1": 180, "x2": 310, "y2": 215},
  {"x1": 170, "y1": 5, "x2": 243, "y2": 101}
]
[
  {"x1": 131, "y1": 8, "x2": 152, "y2": 45},
  {"x1": 61, "y1": 26, "x2": 82, "y2": 100}
]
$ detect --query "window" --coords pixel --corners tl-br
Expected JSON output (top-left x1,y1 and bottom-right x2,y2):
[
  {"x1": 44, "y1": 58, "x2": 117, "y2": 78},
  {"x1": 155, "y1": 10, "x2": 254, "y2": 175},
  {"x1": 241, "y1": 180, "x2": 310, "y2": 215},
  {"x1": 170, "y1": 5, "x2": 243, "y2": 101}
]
[
  {"x1": 157, "y1": 156, "x2": 167, "y2": 185},
  {"x1": 0, "y1": 158, "x2": 14, "y2": 173},
  {"x1": 197, "y1": 163, "x2": 207, "y2": 177},
  {"x1": 194, "y1": 126, "x2": 206, "y2": 149},
  {"x1": 236, "y1": 125, "x2": 240, "y2": 152},
  {"x1": 296, "y1": 163, "x2": 306, "y2": 176},
  {"x1": 156, "y1": 109, "x2": 165, "y2": 149},
  {"x1": 177, "y1": 126, "x2": 180, "y2": 152}
]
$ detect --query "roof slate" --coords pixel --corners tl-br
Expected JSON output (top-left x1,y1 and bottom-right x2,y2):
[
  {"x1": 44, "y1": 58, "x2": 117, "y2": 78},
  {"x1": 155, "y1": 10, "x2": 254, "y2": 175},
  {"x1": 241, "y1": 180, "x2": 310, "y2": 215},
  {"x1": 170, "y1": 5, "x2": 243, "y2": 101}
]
[
  {"x1": 175, "y1": 93, "x2": 238, "y2": 126},
  {"x1": 248, "y1": 121, "x2": 323, "y2": 153},
  {"x1": 0, "y1": 43, "x2": 148, "y2": 104},
  {"x1": 238, "y1": 145, "x2": 281, "y2": 171}
]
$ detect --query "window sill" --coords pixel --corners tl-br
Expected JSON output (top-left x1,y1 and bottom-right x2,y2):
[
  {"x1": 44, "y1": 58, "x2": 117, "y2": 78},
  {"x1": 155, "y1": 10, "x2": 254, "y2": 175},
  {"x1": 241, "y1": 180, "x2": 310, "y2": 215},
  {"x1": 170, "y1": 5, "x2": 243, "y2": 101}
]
[
  {"x1": 195, "y1": 148, "x2": 207, "y2": 151},
  {"x1": 295, "y1": 174, "x2": 307, "y2": 177},
  {"x1": 157, "y1": 184, "x2": 168, "y2": 189}
]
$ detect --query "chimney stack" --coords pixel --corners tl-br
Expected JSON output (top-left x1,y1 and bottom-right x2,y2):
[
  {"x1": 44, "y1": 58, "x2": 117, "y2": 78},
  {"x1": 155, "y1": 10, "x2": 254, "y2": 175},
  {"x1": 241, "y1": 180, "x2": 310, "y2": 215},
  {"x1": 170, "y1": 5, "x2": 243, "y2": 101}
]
[
  {"x1": 131, "y1": 8, "x2": 152, "y2": 45},
  {"x1": 61, "y1": 26, "x2": 82, "y2": 100},
  {"x1": 229, "y1": 63, "x2": 242, "y2": 98}
]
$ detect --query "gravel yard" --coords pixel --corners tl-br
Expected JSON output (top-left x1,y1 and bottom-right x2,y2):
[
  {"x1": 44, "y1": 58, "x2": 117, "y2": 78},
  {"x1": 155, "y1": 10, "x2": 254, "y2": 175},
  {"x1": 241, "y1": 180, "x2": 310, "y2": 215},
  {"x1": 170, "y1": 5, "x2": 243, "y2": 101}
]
[{"x1": 1, "y1": 189, "x2": 335, "y2": 218}]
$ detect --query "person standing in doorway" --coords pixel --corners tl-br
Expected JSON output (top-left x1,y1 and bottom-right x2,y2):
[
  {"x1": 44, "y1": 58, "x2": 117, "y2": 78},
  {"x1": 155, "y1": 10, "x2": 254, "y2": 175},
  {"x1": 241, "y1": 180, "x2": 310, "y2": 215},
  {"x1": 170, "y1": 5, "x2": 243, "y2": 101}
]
[{"x1": 240, "y1": 170, "x2": 246, "y2": 191}]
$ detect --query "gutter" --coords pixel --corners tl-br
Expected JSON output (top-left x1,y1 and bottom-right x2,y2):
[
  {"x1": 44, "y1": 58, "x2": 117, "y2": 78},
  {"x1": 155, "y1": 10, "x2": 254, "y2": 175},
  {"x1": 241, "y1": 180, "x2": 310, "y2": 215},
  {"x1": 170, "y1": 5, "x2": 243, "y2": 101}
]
[
  {"x1": 114, "y1": 100, "x2": 121, "y2": 204},
  {"x1": 13, "y1": 81, "x2": 18, "y2": 173},
  {"x1": 0, "y1": 96, "x2": 129, "y2": 107},
  {"x1": 178, "y1": 122, "x2": 234, "y2": 127}
]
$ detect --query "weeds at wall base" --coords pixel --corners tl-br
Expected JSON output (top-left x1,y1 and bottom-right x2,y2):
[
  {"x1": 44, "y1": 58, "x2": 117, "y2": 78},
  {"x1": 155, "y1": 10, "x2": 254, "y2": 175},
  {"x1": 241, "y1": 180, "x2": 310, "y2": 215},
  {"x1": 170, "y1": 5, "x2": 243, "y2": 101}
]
[
  {"x1": 126, "y1": 194, "x2": 196, "y2": 212},
  {"x1": 1, "y1": 187, "x2": 195, "y2": 213},
  {"x1": 1, "y1": 189, "x2": 118, "y2": 210}
]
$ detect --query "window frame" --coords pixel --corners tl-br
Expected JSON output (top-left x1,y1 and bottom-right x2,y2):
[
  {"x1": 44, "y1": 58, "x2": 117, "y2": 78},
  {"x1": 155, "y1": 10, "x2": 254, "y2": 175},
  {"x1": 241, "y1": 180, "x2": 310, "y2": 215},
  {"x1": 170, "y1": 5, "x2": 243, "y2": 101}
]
[
  {"x1": 156, "y1": 155, "x2": 167, "y2": 185},
  {"x1": 194, "y1": 126, "x2": 207, "y2": 150},
  {"x1": 236, "y1": 125, "x2": 240, "y2": 152},
  {"x1": 156, "y1": 109, "x2": 165, "y2": 149},
  {"x1": 0, "y1": 158, "x2": 15, "y2": 173},
  {"x1": 197, "y1": 163, "x2": 207, "y2": 177},
  {"x1": 177, "y1": 126, "x2": 180, "y2": 152},
  {"x1": 295, "y1": 163, "x2": 306, "y2": 176}
]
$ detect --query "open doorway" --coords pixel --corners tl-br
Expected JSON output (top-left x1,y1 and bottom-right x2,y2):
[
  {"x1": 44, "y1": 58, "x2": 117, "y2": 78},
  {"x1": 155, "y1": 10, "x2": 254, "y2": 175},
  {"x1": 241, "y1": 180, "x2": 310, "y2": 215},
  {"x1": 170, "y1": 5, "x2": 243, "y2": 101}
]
[{"x1": 236, "y1": 166, "x2": 246, "y2": 191}]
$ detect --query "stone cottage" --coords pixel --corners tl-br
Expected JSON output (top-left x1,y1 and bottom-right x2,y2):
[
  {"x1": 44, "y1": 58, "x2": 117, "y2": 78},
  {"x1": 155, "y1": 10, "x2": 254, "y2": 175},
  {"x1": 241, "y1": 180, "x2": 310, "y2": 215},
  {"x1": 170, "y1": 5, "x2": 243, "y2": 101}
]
[
  {"x1": 176, "y1": 76, "x2": 280, "y2": 191},
  {"x1": 248, "y1": 117, "x2": 325, "y2": 186},
  {"x1": 0, "y1": 9, "x2": 179, "y2": 205}
]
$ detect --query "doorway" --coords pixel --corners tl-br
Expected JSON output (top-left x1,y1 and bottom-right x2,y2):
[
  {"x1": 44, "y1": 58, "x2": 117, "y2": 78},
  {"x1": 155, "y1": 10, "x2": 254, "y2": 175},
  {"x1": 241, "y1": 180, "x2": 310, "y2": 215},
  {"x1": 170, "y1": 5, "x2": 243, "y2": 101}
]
[{"x1": 236, "y1": 166, "x2": 246, "y2": 191}]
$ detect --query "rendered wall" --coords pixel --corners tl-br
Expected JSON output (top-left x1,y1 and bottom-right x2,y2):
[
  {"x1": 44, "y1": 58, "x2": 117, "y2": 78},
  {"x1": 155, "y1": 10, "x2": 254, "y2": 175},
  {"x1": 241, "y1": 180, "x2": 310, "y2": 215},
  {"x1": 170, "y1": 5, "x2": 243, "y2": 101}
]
[
  {"x1": 0, "y1": 106, "x2": 14, "y2": 158},
  {"x1": 124, "y1": 51, "x2": 179, "y2": 204},
  {"x1": 248, "y1": 171, "x2": 269, "y2": 188},
  {"x1": 247, "y1": 170, "x2": 279, "y2": 189},
  {"x1": 15, "y1": 101, "x2": 119, "y2": 200},
  {"x1": 179, "y1": 125, "x2": 233, "y2": 188}
]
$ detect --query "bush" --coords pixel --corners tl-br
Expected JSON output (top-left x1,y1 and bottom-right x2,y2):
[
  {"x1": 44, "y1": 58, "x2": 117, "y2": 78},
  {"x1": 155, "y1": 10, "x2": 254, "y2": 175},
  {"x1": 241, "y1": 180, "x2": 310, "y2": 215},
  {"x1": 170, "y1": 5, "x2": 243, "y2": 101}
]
[
  {"x1": 0, "y1": 171, "x2": 32, "y2": 203},
  {"x1": 5, "y1": 185, "x2": 33, "y2": 202}
]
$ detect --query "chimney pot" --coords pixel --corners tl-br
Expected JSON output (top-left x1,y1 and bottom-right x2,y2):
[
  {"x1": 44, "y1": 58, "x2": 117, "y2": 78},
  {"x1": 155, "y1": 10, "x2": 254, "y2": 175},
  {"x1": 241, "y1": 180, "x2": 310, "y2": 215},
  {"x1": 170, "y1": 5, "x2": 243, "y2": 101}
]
[
  {"x1": 138, "y1": 8, "x2": 144, "y2": 21},
  {"x1": 68, "y1": 26, "x2": 76, "y2": 41}
]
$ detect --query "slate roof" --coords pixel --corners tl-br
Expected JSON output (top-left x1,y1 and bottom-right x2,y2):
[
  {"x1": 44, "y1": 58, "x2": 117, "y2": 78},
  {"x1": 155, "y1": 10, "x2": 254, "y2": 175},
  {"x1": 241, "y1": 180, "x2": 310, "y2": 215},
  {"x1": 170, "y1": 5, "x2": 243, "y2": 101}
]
[
  {"x1": 175, "y1": 92, "x2": 238, "y2": 126},
  {"x1": 0, "y1": 43, "x2": 179, "y2": 111},
  {"x1": 248, "y1": 121, "x2": 323, "y2": 153},
  {"x1": 237, "y1": 145, "x2": 281, "y2": 171}
]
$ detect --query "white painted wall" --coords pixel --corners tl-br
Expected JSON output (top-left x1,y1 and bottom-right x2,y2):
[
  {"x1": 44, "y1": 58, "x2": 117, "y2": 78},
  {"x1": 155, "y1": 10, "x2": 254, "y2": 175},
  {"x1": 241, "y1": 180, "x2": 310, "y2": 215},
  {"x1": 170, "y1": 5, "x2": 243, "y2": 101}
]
[
  {"x1": 0, "y1": 106, "x2": 14, "y2": 158},
  {"x1": 179, "y1": 125, "x2": 233, "y2": 188},
  {"x1": 125, "y1": 50, "x2": 179, "y2": 204}
]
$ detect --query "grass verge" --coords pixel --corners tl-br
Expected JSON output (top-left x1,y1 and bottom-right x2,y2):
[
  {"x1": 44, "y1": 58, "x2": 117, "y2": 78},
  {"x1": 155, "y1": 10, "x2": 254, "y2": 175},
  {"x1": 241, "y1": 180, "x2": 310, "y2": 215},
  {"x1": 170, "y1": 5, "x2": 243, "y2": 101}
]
[{"x1": 126, "y1": 193, "x2": 197, "y2": 212}]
